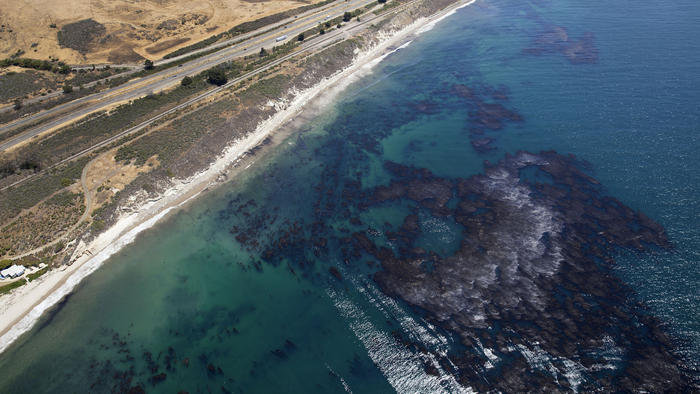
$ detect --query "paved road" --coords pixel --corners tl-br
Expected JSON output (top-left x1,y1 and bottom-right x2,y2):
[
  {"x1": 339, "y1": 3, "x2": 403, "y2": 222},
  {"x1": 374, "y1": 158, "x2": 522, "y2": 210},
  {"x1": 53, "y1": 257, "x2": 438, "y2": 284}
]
[
  {"x1": 1, "y1": 0, "x2": 471, "y2": 260},
  {"x1": 0, "y1": 0, "x2": 376, "y2": 150},
  {"x1": 0, "y1": 66, "x2": 137, "y2": 115},
  {"x1": 0, "y1": 1, "x2": 364, "y2": 116},
  {"x1": 0, "y1": 1, "x2": 408, "y2": 193}
]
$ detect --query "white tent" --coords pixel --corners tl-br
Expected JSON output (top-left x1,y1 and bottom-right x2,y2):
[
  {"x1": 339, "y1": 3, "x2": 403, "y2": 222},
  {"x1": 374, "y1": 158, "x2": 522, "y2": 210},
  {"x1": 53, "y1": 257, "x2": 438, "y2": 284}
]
[{"x1": 0, "y1": 265, "x2": 25, "y2": 279}]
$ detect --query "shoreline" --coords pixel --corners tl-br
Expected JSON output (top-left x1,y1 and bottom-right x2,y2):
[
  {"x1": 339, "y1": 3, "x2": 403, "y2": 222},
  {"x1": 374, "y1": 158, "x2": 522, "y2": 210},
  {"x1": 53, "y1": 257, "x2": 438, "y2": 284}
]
[{"x1": 0, "y1": 0, "x2": 476, "y2": 355}]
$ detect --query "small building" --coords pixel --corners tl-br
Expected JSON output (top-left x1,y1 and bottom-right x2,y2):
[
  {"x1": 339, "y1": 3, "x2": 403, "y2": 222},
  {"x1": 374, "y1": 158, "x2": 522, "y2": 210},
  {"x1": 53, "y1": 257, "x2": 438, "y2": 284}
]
[{"x1": 0, "y1": 265, "x2": 25, "y2": 279}]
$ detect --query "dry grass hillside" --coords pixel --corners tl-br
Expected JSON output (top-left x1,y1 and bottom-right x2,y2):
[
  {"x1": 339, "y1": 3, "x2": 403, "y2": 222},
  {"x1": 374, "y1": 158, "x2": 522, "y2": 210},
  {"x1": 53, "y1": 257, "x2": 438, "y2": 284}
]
[{"x1": 0, "y1": 0, "x2": 319, "y2": 64}]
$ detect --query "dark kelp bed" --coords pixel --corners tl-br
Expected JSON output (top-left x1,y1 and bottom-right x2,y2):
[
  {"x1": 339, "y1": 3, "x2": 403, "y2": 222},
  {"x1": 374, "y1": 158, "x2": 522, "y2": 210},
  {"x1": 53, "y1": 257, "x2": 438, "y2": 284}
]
[{"x1": 0, "y1": 0, "x2": 698, "y2": 391}]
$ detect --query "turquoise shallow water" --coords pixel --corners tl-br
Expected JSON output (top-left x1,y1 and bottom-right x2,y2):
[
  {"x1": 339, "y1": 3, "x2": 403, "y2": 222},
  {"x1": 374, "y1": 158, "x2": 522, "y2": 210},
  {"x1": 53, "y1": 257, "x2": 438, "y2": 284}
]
[{"x1": 0, "y1": 0, "x2": 698, "y2": 391}]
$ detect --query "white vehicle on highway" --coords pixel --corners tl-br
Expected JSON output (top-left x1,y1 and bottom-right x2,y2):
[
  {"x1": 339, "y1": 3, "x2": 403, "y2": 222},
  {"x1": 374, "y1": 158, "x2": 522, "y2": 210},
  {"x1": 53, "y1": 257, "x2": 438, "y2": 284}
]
[{"x1": 276, "y1": 35, "x2": 288, "y2": 42}]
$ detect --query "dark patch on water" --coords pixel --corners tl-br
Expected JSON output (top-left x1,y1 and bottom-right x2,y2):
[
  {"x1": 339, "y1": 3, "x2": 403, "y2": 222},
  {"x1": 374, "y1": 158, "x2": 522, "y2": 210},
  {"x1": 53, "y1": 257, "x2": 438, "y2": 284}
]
[
  {"x1": 352, "y1": 151, "x2": 688, "y2": 391},
  {"x1": 523, "y1": 25, "x2": 599, "y2": 64},
  {"x1": 446, "y1": 82, "x2": 524, "y2": 153},
  {"x1": 34, "y1": 291, "x2": 75, "y2": 333},
  {"x1": 223, "y1": 141, "x2": 692, "y2": 390}
]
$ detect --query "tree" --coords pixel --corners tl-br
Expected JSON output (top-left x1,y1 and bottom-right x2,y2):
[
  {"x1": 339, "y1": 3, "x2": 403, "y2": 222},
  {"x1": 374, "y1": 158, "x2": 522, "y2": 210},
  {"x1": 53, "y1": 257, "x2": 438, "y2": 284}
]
[
  {"x1": 205, "y1": 67, "x2": 227, "y2": 86},
  {"x1": 343, "y1": 12, "x2": 352, "y2": 22},
  {"x1": 325, "y1": 22, "x2": 331, "y2": 28},
  {"x1": 181, "y1": 76, "x2": 193, "y2": 87},
  {"x1": 378, "y1": 0, "x2": 387, "y2": 3},
  {"x1": 13, "y1": 98, "x2": 22, "y2": 110},
  {"x1": 297, "y1": 33, "x2": 305, "y2": 42},
  {"x1": 319, "y1": 28, "x2": 325, "y2": 35},
  {"x1": 144, "y1": 59, "x2": 154, "y2": 70},
  {"x1": 259, "y1": 47, "x2": 267, "y2": 57},
  {"x1": 62, "y1": 83, "x2": 73, "y2": 94}
]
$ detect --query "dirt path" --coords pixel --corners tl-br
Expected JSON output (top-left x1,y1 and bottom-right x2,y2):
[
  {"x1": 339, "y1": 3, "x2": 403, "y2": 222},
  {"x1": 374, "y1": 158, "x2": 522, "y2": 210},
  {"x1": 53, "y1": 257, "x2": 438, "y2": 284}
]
[{"x1": 8, "y1": 160, "x2": 95, "y2": 260}]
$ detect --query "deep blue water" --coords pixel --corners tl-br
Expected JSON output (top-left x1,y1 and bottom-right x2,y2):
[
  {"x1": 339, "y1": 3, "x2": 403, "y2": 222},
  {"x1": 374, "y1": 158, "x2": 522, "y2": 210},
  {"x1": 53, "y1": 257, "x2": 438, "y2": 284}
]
[{"x1": 0, "y1": 0, "x2": 697, "y2": 391}]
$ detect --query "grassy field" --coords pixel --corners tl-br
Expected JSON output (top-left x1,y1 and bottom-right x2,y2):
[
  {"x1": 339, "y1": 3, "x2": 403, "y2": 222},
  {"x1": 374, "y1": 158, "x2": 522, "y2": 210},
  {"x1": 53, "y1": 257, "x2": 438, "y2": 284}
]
[
  {"x1": 0, "y1": 157, "x2": 88, "y2": 225},
  {"x1": 0, "y1": 66, "x2": 128, "y2": 127},
  {"x1": 0, "y1": 280, "x2": 24, "y2": 295},
  {"x1": 0, "y1": 71, "x2": 57, "y2": 103},
  {"x1": 114, "y1": 97, "x2": 235, "y2": 167},
  {"x1": 7, "y1": 79, "x2": 211, "y2": 166},
  {"x1": 0, "y1": 191, "x2": 84, "y2": 255}
]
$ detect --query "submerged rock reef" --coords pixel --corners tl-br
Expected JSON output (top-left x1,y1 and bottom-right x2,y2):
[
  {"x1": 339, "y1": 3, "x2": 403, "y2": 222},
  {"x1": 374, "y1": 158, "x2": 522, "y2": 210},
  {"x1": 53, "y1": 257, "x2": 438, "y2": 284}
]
[
  {"x1": 230, "y1": 147, "x2": 691, "y2": 391},
  {"x1": 449, "y1": 83, "x2": 523, "y2": 152},
  {"x1": 523, "y1": 25, "x2": 598, "y2": 64},
  {"x1": 358, "y1": 151, "x2": 688, "y2": 391}
]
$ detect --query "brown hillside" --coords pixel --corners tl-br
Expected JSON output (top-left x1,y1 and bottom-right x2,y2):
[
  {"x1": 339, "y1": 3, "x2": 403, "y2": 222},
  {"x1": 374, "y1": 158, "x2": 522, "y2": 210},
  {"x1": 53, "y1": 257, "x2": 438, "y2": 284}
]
[{"x1": 0, "y1": 0, "x2": 318, "y2": 64}]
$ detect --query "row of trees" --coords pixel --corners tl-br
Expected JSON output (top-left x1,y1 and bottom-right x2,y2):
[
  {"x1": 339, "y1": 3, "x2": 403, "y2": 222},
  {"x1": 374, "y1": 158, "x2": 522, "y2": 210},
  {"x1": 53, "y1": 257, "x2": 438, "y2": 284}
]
[
  {"x1": 11, "y1": 83, "x2": 75, "y2": 111},
  {"x1": 178, "y1": 68, "x2": 227, "y2": 88},
  {"x1": 0, "y1": 57, "x2": 71, "y2": 74}
]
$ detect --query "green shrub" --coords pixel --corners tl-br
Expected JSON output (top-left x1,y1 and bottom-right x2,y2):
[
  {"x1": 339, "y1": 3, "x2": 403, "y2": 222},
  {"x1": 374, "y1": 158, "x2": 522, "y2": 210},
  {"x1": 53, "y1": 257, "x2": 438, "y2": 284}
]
[
  {"x1": 91, "y1": 220, "x2": 105, "y2": 232},
  {"x1": 27, "y1": 267, "x2": 49, "y2": 281},
  {"x1": 47, "y1": 190, "x2": 79, "y2": 206},
  {"x1": 0, "y1": 259, "x2": 13, "y2": 270},
  {"x1": 205, "y1": 67, "x2": 227, "y2": 86},
  {"x1": 0, "y1": 280, "x2": 25, "y2": 295}
]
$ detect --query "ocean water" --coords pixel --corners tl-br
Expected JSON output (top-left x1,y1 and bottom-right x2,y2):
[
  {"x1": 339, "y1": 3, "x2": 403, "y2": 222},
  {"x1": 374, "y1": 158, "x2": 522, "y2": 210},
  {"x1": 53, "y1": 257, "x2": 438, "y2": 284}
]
[{"x1": 0, "y1": 0, "x2": 698, "y2": 392}]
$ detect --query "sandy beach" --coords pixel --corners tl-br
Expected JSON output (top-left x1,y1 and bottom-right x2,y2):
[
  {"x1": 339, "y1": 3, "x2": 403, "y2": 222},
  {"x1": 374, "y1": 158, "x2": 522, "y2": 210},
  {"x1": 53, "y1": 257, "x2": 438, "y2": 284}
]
[{"x1": 0, "y1": 0, "x2": 476, "y2": 355}]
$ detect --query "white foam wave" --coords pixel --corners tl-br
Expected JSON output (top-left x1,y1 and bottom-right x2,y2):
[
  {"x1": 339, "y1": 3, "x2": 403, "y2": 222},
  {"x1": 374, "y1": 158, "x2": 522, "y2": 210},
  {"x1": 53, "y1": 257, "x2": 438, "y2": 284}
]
[
  {"x1": 396, "y1": 40, "x2": 413, "y2": 50},
  {"x1": 360, "y1": 279, "x2": 451, "y2": 351},
  {"x1": 326, "y1": 364, "x2": 354, "y2": 393},
  {"x1": 357, "y1": 280, "x2": 469, "y2": 382},
  {"x1": 415, "y1": 0, "x2": 476, "y2": 35},
  {"x1": 517, "y1": 343, "x2": 587, "y2": 392},
  {"x1": 327, "y1": 288, "x2": 473, "y2": 393},
  {"x1": 474, "y1": 338, "x2": 499, "y2": 370}
]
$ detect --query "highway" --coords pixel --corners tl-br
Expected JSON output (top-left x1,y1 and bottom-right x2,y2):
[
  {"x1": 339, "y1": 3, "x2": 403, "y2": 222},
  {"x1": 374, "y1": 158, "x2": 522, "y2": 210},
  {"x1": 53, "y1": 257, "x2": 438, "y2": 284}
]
[
  {"x1": 0, "y1": 0, "x2": 476, "y2": 262},
  {"x1": 0, "y1": 0, "x2": 376, "y2": 151},
  {"x1": 0, "y1": 0, "x2": 477, "y2": 197},
  {"x1": 0, "y1": 0, "x2": 429, "y2": 193},
  {"x1": 0, "y1": 0, "x2": 366, "y2": 116}
]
